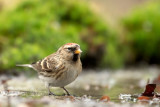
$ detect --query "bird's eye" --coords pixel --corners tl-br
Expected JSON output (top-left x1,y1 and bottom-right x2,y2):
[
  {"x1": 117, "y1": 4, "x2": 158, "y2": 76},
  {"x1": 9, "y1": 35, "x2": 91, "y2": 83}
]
[{"x1": 67, "y1": 48, "x2": 72, "y2": 51}]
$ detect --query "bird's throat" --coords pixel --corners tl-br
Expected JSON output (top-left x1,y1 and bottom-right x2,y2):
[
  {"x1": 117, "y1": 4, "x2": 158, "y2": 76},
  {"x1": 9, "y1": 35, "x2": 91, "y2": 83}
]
[{"x1": 72, "y1": 54, "x2": 79, "y2": 62}]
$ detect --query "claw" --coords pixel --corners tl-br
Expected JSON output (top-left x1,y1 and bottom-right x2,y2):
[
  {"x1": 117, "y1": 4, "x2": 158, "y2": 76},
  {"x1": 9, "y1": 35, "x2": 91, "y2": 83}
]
[{"x1": 48, "y1": 92, "x2": 55, "y2": 96}]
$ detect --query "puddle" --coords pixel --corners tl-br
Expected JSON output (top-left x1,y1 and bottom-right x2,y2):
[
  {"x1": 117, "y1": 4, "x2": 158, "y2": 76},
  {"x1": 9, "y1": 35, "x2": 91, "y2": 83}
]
[{"x1": 0, "y1": 68, "x2": 160, "y2": 106}]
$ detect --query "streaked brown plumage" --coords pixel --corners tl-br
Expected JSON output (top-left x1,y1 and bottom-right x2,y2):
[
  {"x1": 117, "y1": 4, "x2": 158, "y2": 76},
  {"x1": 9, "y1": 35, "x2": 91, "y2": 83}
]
[{"x1": 17, "y1": 43, "x2": 82, "y2": 96}]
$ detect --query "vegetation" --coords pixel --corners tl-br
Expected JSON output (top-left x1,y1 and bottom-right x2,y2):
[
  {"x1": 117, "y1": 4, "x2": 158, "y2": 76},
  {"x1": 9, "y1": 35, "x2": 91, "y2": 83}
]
[
  {"x1": 122, "y1": 1, "x2": 160, "y2": 65},
  {"x1": 0, "y1": 0, "x2": 123, "y2": 70},
  {"x1": 0, "y1": 0, "x2": 159, "y2": 71}
]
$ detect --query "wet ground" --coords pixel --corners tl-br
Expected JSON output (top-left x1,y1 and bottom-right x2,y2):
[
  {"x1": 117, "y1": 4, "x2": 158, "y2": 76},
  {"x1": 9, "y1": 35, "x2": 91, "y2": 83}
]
[{"x1": 0, "y1": 67, "x2": 160, "y2": 107}]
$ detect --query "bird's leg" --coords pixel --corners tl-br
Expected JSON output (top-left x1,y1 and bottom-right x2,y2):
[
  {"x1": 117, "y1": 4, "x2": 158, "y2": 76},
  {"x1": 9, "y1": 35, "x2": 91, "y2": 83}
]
[
  {"x1": 47, "y1": 84, "x2": 55, "y2": 95},
  {"x1": 62, "y1": 87, "x2": 71, "y2": 96}
]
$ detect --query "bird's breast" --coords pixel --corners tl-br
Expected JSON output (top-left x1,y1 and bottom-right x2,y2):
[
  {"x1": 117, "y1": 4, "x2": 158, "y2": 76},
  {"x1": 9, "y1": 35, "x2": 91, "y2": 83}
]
[{"x1": 39, "y1": 62, "x2": 82, "y2": 87}]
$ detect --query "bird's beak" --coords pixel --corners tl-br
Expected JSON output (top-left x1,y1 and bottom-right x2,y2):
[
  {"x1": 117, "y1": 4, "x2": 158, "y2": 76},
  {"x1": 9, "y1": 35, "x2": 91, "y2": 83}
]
[{"x1": 74, "y1": 49, "x2": 82, "y2": 54}]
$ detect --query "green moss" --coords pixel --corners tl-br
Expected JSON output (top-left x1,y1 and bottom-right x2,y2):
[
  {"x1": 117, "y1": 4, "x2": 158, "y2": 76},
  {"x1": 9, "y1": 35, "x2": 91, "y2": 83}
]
[
  {"x1": 0, "y1": 0, "x2": 123, "y2": 70},
  {"x1": 122, "y1": 1, "x2": 160, "y2": 64}
]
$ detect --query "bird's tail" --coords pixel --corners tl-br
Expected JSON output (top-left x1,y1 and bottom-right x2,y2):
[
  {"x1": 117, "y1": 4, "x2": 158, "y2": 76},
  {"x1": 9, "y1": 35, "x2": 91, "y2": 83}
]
[{"x1": 16, "y1": 64, "x2": 33, "y2": 68}]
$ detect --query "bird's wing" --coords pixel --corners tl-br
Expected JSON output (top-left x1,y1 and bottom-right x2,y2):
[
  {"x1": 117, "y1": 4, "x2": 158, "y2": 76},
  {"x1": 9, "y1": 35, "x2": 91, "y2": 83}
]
[{"x1": 32, "y1": 54, "x2": 64, "y2": 73}]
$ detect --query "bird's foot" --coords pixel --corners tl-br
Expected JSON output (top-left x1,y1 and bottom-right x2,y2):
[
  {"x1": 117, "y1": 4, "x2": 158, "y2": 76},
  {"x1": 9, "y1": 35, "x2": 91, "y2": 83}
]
[
  {"x1": 62, "y1": 93, "x2": 71, "y2": 96},
  {"x1": 48, "y1": 92, "x2": 55, "y2": 96},
  {"x1": 66, "y1": 93, "x2": 71, "y2": 96}
]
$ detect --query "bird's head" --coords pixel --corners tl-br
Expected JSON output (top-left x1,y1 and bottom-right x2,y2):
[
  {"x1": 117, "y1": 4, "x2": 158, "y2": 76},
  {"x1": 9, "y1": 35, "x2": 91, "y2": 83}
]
[{"x1": 57, "y1": 43, "x2": 82, "y2": 62}]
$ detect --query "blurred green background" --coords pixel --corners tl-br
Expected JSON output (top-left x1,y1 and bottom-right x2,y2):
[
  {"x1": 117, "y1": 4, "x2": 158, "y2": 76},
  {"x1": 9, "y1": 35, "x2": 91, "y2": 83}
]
[{"x1": 0, "y1": 0, "x2": 159, "y2": 72}]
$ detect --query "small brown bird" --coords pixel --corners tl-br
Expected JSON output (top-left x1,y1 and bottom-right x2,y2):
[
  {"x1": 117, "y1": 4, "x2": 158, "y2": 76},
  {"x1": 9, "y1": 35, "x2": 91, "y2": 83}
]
[{"x1": 17, "y1": 43, "x2": 82, "y2": 96}]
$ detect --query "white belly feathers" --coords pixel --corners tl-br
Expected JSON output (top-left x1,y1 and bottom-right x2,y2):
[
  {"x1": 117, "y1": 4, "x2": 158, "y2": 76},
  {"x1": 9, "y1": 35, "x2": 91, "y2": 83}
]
[{"x1": 38, "y1": 65, "x2": 79, "y2": 87}]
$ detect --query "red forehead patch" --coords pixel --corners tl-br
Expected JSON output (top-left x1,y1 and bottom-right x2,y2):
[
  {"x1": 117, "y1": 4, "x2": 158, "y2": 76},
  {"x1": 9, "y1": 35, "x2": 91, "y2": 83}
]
[{"x1": 66, "y1": 43, "x2": 76, "y2": 45}]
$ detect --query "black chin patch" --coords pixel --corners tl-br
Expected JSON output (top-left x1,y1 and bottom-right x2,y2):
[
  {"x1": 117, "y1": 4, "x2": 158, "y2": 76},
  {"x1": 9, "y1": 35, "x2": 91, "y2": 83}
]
[{"x1": 72, "y1": 54, "x2": 79, "y2": 62}]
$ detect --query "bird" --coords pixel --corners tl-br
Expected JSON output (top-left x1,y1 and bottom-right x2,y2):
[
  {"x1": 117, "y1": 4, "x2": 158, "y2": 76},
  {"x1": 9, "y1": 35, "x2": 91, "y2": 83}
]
[{"x1": 17, "y1": 43, "x2": 82, "y2": 96}]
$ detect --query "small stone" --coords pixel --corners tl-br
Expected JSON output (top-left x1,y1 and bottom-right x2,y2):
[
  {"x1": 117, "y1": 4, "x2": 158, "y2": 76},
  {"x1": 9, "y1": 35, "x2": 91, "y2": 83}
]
[
  {"x1": 138, "y1": 96, "x2": 150, "y2": 100},
  {"x1": 100, "y1": 95, "x2": 110, "y2": 102}
]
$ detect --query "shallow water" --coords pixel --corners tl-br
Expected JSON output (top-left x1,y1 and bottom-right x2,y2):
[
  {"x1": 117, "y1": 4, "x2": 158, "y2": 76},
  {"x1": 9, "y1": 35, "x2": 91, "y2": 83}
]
[{"x1": 0, "y1": 67, "x2": 160, "y2": 106}]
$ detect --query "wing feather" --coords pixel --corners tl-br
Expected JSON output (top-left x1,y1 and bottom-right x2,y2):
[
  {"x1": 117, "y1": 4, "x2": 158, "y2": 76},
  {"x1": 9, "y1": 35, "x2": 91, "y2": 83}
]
[{"x1": 32, "y1": 54, "x2": 63, "y2": 73}]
